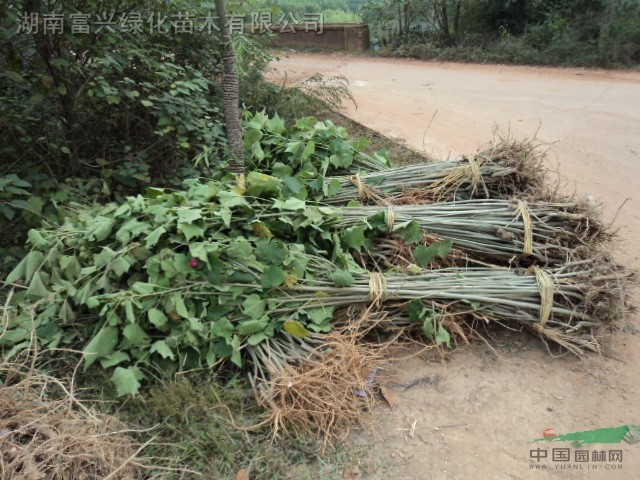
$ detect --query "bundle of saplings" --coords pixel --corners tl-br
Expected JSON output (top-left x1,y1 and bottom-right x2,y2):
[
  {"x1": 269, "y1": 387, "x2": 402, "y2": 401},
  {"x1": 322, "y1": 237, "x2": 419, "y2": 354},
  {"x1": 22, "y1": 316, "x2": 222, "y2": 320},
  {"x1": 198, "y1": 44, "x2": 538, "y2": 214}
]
[{"x1": 1, "y1": 112, "x2": 630, "y2": 441}]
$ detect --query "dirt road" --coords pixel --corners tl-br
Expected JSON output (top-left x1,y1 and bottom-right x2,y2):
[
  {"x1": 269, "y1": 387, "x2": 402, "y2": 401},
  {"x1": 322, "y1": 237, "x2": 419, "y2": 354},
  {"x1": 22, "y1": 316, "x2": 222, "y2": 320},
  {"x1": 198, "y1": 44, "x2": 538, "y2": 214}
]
[{"x1": 270, "y1": 53, "x2": 640, "y2": 480}]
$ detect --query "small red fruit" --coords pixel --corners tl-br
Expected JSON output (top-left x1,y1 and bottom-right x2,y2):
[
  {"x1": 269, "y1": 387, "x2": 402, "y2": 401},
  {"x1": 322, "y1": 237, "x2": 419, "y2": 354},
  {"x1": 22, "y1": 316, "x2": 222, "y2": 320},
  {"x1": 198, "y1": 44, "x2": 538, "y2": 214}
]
[
  {"x1": 190, "y1": 257, "x2": 200, "y2": 268},
  {"x1": 543, "y1": 428, "x2": 556, "y2": 438}
]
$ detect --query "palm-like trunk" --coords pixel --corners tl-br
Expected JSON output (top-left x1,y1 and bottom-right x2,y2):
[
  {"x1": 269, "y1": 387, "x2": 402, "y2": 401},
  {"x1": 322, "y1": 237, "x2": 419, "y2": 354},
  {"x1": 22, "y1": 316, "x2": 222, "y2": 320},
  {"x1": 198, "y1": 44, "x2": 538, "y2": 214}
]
[{"x1": 214, "y1": 0, "x2": 245, "y2": 174}]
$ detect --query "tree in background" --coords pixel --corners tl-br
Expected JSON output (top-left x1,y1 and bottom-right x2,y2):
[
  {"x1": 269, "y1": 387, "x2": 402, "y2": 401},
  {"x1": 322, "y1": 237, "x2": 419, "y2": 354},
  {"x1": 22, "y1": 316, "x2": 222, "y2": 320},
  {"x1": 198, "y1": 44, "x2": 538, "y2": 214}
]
[{"x1": 214, "y1": 0, "x2": 245, "y2": 174}]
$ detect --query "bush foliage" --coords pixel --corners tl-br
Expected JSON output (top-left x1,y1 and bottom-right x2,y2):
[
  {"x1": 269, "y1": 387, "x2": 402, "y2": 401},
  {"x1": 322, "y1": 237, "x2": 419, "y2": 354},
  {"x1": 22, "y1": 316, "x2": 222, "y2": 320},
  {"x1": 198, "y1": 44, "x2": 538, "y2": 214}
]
[{"x1": 363, "y1": 0, "x2": 640, "y2": 67}]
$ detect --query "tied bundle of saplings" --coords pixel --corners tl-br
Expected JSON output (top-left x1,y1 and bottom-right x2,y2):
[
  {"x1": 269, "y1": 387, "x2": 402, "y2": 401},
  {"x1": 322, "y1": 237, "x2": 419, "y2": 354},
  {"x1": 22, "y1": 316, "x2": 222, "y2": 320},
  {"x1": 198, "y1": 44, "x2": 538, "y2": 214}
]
[
  {"x1": 1, "y1": 173, "x2": 626, "y2": 397},
  {"x1": 1, "y1": 112, "x2": 630, "y2": 442},
  {"x1": 337, "y1": 199, "x2": 608, "y2": 266},
  {"x1": 242, "y1": 112, "x2": 549, "y2": 206},
  {"x1": 324, "y1": 143, "x2": 546, "y2": 205}
]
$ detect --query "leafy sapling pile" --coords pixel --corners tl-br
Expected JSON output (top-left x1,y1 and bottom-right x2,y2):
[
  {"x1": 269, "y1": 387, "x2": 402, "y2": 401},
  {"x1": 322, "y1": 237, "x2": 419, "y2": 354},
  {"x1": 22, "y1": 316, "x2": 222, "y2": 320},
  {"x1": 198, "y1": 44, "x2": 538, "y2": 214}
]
[{"x1": 2, "y1": 112, "x2": 630, "y2": 440}]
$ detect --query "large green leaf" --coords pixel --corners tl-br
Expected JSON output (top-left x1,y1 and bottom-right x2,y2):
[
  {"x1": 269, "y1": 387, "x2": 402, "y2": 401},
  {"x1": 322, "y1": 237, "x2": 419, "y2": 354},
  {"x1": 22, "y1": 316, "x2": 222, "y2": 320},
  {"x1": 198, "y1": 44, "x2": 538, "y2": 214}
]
[
  {"x1": 237, "y1": 319, "x2": 268, "y2": 335},
  {"x1": 112, "y1": 366, "x2": 143, "y2": 397},
  {"x1": 83, "y1": 326, "x2": 119, "y2": 367},
  {"x1": 395, "y1": 220, "x2": 423, "y2": 244},
  {"x1": 148, "y1": 308, "x2": 168, "y2": 328},
  {"x1": 242, "y1": 294, "x2": 266, "y2": 319},
  {"x1": 413, "y1": 240, "x2": 453, "y2": 267},
  {"x1": 255, "y1": 239, "x2": 286, "y2": 265},
  {"x1": 150, "y1": 340, "x2": 175, "y2": 360},
  {"x1": 26, "y1": 272, "x2": 48, "y2": 298},
  {"x1": 145, "y1": 226, "x2": 166, "y2": 248},
  {"x1": 330, "y1": 269, "x2": 355, "y2": 287},
  {"x1": 261, "y1": 265, "x2": 285, "y2": 288},
  {"x1": 342, "y1": 226, "x2": 366, "y2": 250}
]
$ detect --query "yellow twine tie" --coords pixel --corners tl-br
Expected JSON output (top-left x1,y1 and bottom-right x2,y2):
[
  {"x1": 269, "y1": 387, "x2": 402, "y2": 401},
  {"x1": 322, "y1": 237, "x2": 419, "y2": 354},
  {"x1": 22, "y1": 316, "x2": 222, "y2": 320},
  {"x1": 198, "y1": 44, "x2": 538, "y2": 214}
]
[
  {"x1": 368, "y1": 272, "x2": 387, "y2": 305},
  {"x1": 386, "y1": 205, "x2": 396, "y2": 233},
  {"x1": 517, "y1": 200, "x2": 534, "y2": 256},
  {"x1": 349, "y1": 173, "x2": 366, "y2": 200},
  {"x1": 468, "y1": 156, "x2": 485, "y2": 196},
  {"x1": 530, "y1": 266, "x2": 554, "y2": 333}
]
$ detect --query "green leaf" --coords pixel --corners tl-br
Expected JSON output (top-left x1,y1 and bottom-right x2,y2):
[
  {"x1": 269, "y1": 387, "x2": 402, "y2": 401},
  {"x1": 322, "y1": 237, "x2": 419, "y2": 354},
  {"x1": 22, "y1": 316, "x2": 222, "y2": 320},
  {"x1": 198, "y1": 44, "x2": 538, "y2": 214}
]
[
  {"x1": 29, "y1": 93, "x2": 44, "y2": 105},
  {"x1": 251, "y1": 141, "x2": 265, "y2": 161},
  {"x1": 5, "y1": 70, "x2": 25, "y2": 83},
  {"x1": 283, "y1": 320, "x2": 310, "y2": 338},
  {"x1": 27, "y1": 229, "x2": 45, "y2": 247},
  {"x1": 238, "y1": 319, "x2": 267, "y2": 335},
  {"x1": 5, "y1": 256, "x2": 26, "y2": 283},
  {"x1": 255, "y1": 239, "x2": 286, "y2": 265},
  {"x1": 59, "y1": 256, "x2": 81, "y2": 278},
  {"x1": 261, "y1": 266, "x2": 285, "y2": 288},
  {"x1": 306, "y1": 307, "x2": 334, "y2": 325},
  {"x1": 435, "y1": 324, "x2": 451, "y2": 347},
  {"x1": 273, "y1": 198, "x2": 306, "y2": 211},
  {"x1": 283, "y1": 177, "x2": 302, "y2": 194},
  {"x1": 173, "y1": 294, "x2": 189, "y2": 318},
  {"x1": 414, "y1": 240, "x2": 453, "y2": 268},
  {"x1": 180, "y1": 223, "x2": 205, "y2": 241},
  {"x1": 421, "y1": 318, "x2": 435, "y2": 338},
  {"x1": 247, "y1": 332, "x2": 269, "y2": 346},
  {"x1": 301, "y1": 140, "x2": 316, "y2": 160},
  {"x1": 148, "y1": 308, "x2": 168, "y2": 328},
  {"x1": 343, "y1": 227, "x2": 366, "y2": 250},
  {"x1": 189, "y1": 242, "x2": 218, "y2": 262},
  {"x1": 330, "y1": 269, "x2": 355, "y2": 287},
  {"x1": 83, "y1": 326, "x2": 119, "y2": 367},
  {"x1": 227, "y1": 239, "x2": 253, "y2": 259},
  {"x1": 177, "y1": 209, "x2": 202, "y2": 224},
  {"x1": 242, "y1": 294, "x2": 265, "y2": 319},
  {"x1": 26, "y1": 272, "x2": 48, "y2": 298},
  {"x1": 368, "y1": 211, "x2": 388, "y2": 232},
  {"x1": 122, "y1": 324, "x2": 149, "y2": 346},
  {"x1": 27, "y1": 196, "x2": 44, "y2": 216},
  {"x1": 395, "y1": 220, "x2": 423, "y2": 244},
  {"x1": 100, "y1": 351, "x2": 130, "y2": 369},
  {"x1": 110, "y1": 256, "x2": 132, "y2": 277},
  {"x1": 141, "y1": 99, "x2": 153, "y2": 107},
  {"x1": 87, "y1": 217, "x2": 115, "y2": 242},
  {"x1": 150, "y1": 340, "x2": 175, "y2": 360},
  {"x1": 112, "y1": 367, "x2": 143, "y2": 396},
  {"x1": 0, "y1": 204, "x2": 15, "y2": 220},
  {"x1": 145, "y1": 226, "x2": 166, "y2": 248},
  {"x1": 25, "y1": 250, "x2": 45, "y2": 282},
  {"x1": 230, "y1": 335, "x2": 242, "y2": 367},
  {"x1": 219, "y1": 191, "x2": 249, "y2": 208},
  {"x1": 132, "y1": 282, "x2": 155, "y2": 295}
]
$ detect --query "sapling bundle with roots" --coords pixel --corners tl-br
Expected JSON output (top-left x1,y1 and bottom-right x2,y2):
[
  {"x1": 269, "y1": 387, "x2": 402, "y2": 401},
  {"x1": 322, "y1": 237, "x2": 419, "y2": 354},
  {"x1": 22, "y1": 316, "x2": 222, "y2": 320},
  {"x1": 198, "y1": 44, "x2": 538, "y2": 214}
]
[
  {"x1": 246, "y1": 313, "x2": 391, "y2": 446},
  {"x1": 338, "y1": 199, "x2": 608, "y2": 267},
  {"x1": 325, "y1": 140, "x2": 548, "y2": 206},
  {"x1": 2, "y1": 110, "x2": 633, "y2": 448}
]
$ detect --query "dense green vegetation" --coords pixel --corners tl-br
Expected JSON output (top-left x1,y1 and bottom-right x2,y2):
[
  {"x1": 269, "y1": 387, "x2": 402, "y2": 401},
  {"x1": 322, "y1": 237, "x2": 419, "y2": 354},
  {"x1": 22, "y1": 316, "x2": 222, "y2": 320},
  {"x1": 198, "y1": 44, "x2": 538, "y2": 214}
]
[
  {"x1": 0, "y1": 1, "x2": 364, "y2": 476},
  {"x1": 258, "y1": 0, "x2": 364, "y2": 22},
  {"x1": 361, "y1": 0, "x2": 640, "y2": 67}
]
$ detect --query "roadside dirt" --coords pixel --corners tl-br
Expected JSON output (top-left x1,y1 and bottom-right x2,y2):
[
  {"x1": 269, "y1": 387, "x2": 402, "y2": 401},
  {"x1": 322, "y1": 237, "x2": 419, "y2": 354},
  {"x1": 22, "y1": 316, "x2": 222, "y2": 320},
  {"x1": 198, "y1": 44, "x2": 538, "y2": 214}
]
[{"x1": 269, "y1": 53, "x2": 640, "y2": 479}]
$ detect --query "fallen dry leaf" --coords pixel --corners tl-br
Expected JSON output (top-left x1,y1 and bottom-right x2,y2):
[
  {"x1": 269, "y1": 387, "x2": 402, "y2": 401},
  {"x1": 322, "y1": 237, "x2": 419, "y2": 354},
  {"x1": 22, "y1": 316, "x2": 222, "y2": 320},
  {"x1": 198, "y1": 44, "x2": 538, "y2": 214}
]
[
  {"x1": 235, "y1": 468, "x2": 250, "y2": 480},
  {"x1": 380, "y1": 385, "x2": 396, "y2": 408}
]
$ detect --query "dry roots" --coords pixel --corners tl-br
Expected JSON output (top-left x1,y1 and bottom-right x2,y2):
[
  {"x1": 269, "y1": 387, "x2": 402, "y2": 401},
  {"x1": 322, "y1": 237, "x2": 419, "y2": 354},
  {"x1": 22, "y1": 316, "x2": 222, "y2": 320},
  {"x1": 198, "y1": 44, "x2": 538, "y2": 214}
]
[
  {"x1": 250, "y1": 309, "x2": 391, "y2": 449},
  {"x1": 0, "y1": 366, "x2": 146, "y2": 480}
]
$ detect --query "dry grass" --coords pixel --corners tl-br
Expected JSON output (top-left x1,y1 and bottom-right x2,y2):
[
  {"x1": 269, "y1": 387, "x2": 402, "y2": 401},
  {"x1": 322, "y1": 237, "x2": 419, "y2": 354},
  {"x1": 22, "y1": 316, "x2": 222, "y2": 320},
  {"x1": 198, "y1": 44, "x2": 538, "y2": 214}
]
[{"x1": 0, "y1": 361, "x2": 150, "y2": 480}]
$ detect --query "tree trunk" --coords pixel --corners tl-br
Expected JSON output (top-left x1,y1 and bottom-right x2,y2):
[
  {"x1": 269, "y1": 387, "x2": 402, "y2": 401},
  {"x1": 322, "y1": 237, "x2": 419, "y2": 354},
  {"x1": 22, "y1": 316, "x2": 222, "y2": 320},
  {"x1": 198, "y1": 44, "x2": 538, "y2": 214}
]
[
  {"x1": 214, "y1": 0, "x2": 245, "y2": 174},
  {"x1": 453, "y1": 0, "x2": 462, "y2": 39}
]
